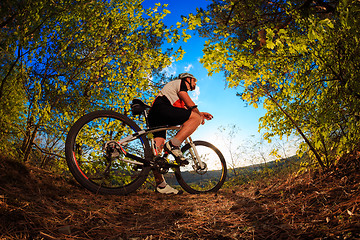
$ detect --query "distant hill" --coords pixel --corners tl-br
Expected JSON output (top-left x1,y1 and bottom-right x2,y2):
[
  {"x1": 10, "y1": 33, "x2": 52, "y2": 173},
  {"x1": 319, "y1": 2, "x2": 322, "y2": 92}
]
[
  {"x1": 228, "y1": 154, "x2": 304, "y2": 177},
  {"x1": 164, "y1": 154, "x2": 304, "y2": 186}
]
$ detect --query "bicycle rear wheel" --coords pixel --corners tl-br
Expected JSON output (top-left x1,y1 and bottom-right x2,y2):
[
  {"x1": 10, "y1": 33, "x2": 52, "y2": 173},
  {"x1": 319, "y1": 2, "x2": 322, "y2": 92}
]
[
  {"x1": 65, "y1": 110, "x2": 152, "y2": 195},
  {"x1": 175, "y1": 141, "x2": 227, "y2": 194}
]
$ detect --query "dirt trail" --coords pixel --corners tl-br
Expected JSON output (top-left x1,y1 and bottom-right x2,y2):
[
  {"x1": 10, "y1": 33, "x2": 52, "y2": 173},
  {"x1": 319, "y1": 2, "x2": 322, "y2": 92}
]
[{"x1": 1, "y1": 155, "x2": 359, "y2": 239}]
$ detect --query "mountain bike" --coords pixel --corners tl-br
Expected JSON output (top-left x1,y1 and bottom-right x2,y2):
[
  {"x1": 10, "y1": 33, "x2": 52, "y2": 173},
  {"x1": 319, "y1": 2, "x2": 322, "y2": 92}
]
[{"x1": 65, "y1": 99, "x2": 227, "y2": 195}]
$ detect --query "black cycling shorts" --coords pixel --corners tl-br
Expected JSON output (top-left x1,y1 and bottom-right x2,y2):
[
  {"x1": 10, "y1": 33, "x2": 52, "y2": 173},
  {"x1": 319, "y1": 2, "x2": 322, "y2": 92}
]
[{"x1": 148, "y1": 97, "x2": 191, "y2": 139}]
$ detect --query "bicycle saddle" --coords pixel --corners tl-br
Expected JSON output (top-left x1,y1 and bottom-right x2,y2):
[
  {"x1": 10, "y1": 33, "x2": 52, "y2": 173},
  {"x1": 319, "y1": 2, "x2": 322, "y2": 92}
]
[{"x1": 131, "y1": 99, "x2": 151, "y2": 115}]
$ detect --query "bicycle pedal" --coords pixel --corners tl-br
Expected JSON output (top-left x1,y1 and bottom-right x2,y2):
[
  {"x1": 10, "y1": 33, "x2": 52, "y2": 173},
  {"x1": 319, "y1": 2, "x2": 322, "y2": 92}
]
[
  {"x1": 165, "y1": 162, "x2": 180, "y2": 168},
  {"x1": 176, "y1": 159, "x2": 189, "y2": 166},
  {"x1": 150, "y1": 156, "x2": 166, "y2": 167}
]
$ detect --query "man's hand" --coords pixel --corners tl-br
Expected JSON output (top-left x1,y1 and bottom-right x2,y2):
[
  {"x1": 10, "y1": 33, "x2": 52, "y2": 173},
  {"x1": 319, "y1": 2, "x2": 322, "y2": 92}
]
[{"x1": 200, "y1": 112, "x2": 213, "y2": 124}]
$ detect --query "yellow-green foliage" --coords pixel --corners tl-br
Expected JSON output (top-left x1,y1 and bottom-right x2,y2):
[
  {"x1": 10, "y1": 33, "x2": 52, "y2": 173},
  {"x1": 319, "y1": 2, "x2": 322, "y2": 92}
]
[
  {"x1": 0, "y1": 0, "x2": 184, "y2": 165},
  {"x1": 193, "y1": 0, "x2": 360, "y2": 168}
]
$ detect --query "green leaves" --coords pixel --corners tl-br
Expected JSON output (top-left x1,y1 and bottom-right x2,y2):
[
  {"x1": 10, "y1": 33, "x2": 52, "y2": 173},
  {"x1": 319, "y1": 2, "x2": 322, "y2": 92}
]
[
  {"x1": 195, "y1": 0, "x2": 360, "y2": 168},
  {"x1": 1, "y1": 0, "x2": 182, "y2": 165}
]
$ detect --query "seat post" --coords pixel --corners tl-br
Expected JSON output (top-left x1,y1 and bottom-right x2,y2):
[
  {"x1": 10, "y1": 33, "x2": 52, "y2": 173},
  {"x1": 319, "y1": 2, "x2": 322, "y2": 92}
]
[{"x1": 144, "y1": 109, "x2": 150, "y2": 128}]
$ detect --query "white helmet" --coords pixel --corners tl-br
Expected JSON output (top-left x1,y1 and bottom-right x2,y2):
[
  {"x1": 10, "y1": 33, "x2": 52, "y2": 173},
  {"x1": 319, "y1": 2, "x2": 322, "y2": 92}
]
[
  {"x1": 178, "y1": 73, "x2": 197, "y2": 91},
  {"x1": 178, "y1": 73, "x2": 197, "y2": 82}
]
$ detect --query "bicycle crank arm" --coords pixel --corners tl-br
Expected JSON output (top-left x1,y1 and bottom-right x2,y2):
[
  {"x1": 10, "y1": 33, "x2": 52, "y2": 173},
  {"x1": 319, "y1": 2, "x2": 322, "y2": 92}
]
[
  {"x1": 119, "y1": 158, "x2": 144, "y2": 166},
  {"x1": 164, "y1": 162, "x2": 180, "y2": 168}
]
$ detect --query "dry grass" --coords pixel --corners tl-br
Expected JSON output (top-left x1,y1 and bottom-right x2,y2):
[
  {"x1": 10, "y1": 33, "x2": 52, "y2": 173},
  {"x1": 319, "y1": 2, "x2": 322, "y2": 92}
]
[{"x1": 0, "y1": 153, "x2": 359, "y2": 239}]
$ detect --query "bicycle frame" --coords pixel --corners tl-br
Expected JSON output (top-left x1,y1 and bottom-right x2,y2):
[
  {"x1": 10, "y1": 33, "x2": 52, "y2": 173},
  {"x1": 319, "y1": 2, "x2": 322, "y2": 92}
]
[
  {"x1": 65, "y1": 107, "x2": 227, "y2": 195},
  {"x1": 114, "y1": 109, "x2": 206, "y2": 170}
]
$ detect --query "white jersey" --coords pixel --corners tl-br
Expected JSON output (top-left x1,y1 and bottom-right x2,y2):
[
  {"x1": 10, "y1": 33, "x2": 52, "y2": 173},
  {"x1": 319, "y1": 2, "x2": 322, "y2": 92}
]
[{"x1": 157, "y1": 79, "x2": 188, "y2": 108}]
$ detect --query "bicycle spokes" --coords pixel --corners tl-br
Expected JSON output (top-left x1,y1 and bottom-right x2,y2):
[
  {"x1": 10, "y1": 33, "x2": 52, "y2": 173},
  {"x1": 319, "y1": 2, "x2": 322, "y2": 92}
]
[
  {"x1": 176, "y1": 140, "x2": 227, "y2": 194},
  {"x1": 66, "y1": 113, "x2": 151, "y2": 194}
]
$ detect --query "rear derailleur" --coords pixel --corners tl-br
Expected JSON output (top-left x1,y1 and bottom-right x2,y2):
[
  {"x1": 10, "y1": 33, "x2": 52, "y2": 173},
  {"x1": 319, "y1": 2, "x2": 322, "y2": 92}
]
[{"x1": 103, "y1": 140, "x2": 121, "y2": 159}]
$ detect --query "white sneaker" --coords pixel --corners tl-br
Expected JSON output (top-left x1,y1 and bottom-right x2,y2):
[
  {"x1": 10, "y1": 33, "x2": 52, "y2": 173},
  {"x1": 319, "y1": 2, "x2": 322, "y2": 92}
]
[
  {"x1": 164, "y1": 141, "x2": 189, "y2": 165},
  {"x1": 164, "y1": 141, "x2": 184, "y2": 159},
  {"x1": 156, "y1": 184, "x2": 183, "y2": 195}
]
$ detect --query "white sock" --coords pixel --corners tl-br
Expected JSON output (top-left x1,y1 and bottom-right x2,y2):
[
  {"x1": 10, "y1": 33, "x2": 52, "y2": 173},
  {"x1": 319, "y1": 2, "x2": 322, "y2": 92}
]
[{"x1": 157, "y1": 181, "x2": 166, "y2": 188}]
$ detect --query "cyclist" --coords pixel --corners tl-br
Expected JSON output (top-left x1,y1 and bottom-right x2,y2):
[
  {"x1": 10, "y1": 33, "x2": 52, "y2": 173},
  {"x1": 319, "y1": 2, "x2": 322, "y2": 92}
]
[{"x1": 148, "y1": 73, "x2": 213, "y2": 194}]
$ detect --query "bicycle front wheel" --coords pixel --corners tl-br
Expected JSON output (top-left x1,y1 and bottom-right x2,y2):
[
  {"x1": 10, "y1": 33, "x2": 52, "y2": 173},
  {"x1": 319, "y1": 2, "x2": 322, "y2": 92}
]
[
  {"x1": 65, "y1": 110, "x2": 152, "y2": 195},
  {"x1": 175, "y1": 141, "x2": 227, "y2": 194}
]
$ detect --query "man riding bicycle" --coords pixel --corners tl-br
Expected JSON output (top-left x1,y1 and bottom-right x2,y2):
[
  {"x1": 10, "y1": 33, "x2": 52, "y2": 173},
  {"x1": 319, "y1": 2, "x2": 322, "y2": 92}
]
[{"x1": 148, "y1": 73, "x2": 213, "y2": 194}]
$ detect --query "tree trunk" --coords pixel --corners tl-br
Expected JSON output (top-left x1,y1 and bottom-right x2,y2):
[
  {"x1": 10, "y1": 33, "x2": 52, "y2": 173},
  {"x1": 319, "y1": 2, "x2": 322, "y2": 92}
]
[
  {"x1": 258, "y1": 83, "x2": 326, "y2": 169},
  {"x1": 22, "y1": 124, "x2": 39, "y2": 162}
]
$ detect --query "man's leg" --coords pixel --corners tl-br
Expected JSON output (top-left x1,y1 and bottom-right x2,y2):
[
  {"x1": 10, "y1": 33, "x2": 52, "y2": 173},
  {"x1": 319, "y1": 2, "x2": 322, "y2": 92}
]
[
  {"x1": 164, "y1": 111, "x2": 202, "y2": 162},
  {"x1": 153, "y1": 137, "x2": 166, "y2": 186},
  {"x1": 152, "y1": 137, "x2": 182, "y2": 194},
  {"x1": 171, "y1": 111, "x2": 202, "y2": 144},
  {"x1": 154, "y1": 137, "x2": 165, "y2": 155},
  {"x1": 153, "y1": 170, "x2": 165, "y2": 186}
]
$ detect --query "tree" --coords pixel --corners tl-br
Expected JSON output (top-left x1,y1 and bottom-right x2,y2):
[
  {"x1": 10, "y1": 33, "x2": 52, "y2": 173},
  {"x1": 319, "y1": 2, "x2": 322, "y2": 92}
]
[
  {"x1": 1, "y1": 0, "x2": 183, "y2": 165},
  {"x1": 189, "y1": 0, "x2": 360, "y2": 168},
  {"x1": 216, "y1": 124, "x2": 244, "y2": 176}
]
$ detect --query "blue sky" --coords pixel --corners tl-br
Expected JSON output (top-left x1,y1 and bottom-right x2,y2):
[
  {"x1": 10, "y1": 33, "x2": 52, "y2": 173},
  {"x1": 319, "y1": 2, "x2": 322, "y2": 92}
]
[{"x1": 142, "y1": 0, "x2": 297, "y2": 166}]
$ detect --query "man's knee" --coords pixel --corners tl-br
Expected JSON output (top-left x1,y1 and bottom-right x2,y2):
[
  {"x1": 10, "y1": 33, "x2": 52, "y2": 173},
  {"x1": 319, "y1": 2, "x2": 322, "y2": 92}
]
[{"x1": 189, "y1": 112, "x2": 202, "y2": 125}]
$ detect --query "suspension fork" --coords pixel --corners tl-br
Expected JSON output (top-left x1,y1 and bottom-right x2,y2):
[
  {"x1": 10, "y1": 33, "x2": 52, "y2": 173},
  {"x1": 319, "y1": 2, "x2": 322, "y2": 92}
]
[{"x1": 185, "y1": 137, "x2": 205, "y2": 169}]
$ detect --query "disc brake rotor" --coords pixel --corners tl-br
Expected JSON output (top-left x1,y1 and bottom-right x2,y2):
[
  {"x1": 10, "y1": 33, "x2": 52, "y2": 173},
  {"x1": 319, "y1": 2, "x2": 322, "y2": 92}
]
[{"x1": 193, "y1": 162, "x2": 208, "y2": 175}]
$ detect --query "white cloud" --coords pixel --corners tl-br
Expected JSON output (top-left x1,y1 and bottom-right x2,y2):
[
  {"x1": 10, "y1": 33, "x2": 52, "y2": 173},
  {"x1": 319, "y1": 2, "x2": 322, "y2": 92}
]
[
  {"x1": 190, "y1": 86, "x2": 200, "y2": 102},
  {"x1": 184, "y1": 64, "x2": 193, "y2": 72},
  {"x1": 161, "y1": 63, "x2": 177, "y2": 78}
]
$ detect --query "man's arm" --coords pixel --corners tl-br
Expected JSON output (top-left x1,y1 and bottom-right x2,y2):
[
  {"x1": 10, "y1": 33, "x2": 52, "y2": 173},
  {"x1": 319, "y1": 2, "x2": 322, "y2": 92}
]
[
  {"x1": 178, "y1": 91, "x2": 213, "y2": 123},
  {"x1": 178, "y1": 91, "x2": 197, "y2": 110}
]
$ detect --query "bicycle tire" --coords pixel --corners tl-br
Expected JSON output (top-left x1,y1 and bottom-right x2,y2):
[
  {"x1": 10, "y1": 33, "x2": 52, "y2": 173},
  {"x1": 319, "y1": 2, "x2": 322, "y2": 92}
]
[
  {"x1": 65, "y1": 110, "x2": 152, "y2": 195},
  {"x1": 175, "y1": 140, "x2": 227, "y2": 194}
]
